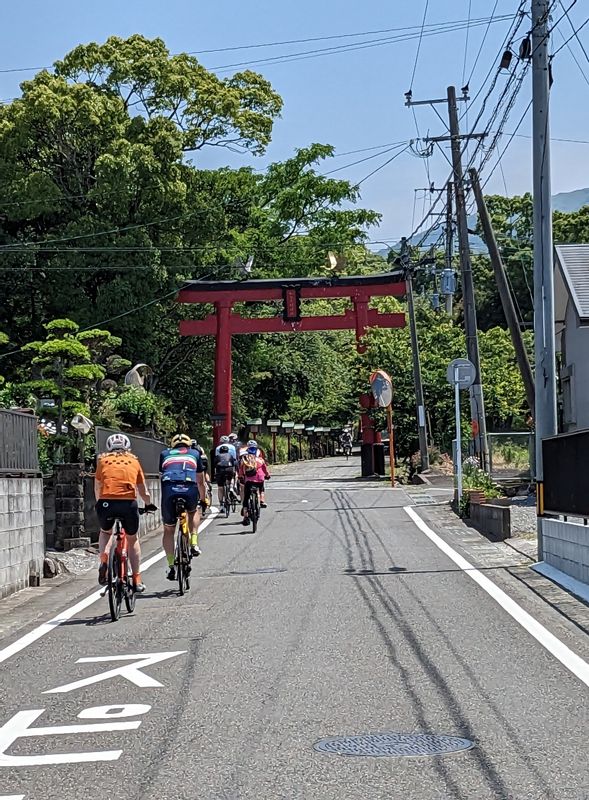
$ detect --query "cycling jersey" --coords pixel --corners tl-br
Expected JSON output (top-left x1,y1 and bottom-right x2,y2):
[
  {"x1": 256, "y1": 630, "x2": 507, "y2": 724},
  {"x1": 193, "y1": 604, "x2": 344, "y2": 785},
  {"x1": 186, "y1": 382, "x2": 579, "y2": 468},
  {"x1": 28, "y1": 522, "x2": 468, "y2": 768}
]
[
  {"x1": 215, "y1": 443, "x2": 237, "y2": 459},
  {"x1": 238, "y1": 455, "x2": 270, "y2": 484},
  {"x1": 159, "y1": 447, "x2": 203, "y2": 483},
  {"x1": 96, "y1": 452, "x2": 146, "y2": 500},
  {"x1": 215, "y1": 451, "x2": 237, "y2": 471}
]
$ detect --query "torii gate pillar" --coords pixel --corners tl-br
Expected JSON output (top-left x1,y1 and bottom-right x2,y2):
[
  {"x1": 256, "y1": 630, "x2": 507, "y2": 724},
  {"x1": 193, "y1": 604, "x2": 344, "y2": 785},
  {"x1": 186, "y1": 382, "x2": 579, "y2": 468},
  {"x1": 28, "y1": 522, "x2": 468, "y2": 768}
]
[{"x1": 213, "y1": 301, "x2": 233, "y2": 444}]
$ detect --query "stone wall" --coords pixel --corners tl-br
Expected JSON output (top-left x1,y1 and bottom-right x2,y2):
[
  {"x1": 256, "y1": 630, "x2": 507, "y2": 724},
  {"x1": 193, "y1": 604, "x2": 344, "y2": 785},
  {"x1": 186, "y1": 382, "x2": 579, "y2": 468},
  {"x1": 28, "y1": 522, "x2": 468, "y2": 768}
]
[
  {"x1": 0, "y1": 476, "x2": 44, "y2": 599},
  {"x1": 54, "y1": 464, "x2": 85, "y2": 550},
  {"x1": 43, "y1": 476, "x2": 56, "y2": 549},
  {"x1": 543, "y1": 518, "x2": 589, "y2": 584}
]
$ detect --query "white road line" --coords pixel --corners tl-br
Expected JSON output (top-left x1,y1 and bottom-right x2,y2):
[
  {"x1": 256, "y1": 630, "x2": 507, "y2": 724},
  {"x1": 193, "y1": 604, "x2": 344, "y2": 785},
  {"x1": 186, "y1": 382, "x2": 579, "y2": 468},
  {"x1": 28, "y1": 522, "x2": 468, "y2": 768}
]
[
  {"x1": 270, "y1": 485, "x2": 400, "y2": 491},
  {"x1": 404, "y1": 506, "x2": 589, "y2": 689},
  {"x1": 0, "y1": 513, "x2": 218, "y2": 666}
]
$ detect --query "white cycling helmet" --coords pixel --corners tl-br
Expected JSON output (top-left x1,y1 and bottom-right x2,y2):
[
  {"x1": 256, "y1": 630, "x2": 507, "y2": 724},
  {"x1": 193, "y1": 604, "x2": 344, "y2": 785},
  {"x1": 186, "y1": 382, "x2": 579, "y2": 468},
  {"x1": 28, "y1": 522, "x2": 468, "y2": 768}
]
[
  {"x1": 220, "y1": 435, "x2": 230, "y2": 443},
  {"x1": 247, "y1": 439, "x2": 258, "y2": 448},
  {"x1": 228, "y1": 433, "x2": 238, "y2": 441},
  {"x1": 106, "y1": 433, "x2": 131, "y2": 452}
]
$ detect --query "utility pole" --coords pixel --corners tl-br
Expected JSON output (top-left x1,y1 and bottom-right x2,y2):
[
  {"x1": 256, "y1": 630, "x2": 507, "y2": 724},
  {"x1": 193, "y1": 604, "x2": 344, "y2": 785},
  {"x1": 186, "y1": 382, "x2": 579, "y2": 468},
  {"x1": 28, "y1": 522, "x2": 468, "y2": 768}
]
[
  {"x1": 445, "y1": 86, "x2": 489, "y2": 470},
  {"x1": 401, "y1": 237, "x2": 430, "y2": 472},
  {"x1": 532, "y1": 0, "x2": 557, "y2": 560},
  {"x1": 406, "y1": 86, "x2": 489, "y2": 469},
  {"x1": 445, "y1": 182, "x2": 454, "y2": 317},
  {"x1": 470, "y1": 167, "x2": 535, "y2": 412}
]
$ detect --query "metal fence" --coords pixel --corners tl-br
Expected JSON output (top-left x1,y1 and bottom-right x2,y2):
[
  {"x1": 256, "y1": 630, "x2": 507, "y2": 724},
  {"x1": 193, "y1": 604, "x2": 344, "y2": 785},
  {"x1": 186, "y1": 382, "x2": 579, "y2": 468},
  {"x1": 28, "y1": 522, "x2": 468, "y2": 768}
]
[
  {"x1": 95, "y1": 427, "x2": 166, "y2": 475},
  {"x1": 543, "y1": 428, "x2": 589, "y2": 517},
  {"x1": 0, "y1": 408, "x2": 40, "y2": 474},
  {"x1": 488, "y1": 432, "x2": 533, "y2": 483}
]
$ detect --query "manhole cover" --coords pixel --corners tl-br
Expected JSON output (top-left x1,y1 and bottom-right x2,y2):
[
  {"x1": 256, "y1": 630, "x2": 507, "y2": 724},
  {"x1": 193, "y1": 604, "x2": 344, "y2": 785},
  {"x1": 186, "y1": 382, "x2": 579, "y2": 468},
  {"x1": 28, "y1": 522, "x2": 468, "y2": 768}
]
[
  {"x1": 230, "y1": 567, "x2": 286, "y2": 575},
  {"x1": 313, "y1": 732, "x2": 474, "y2": 758}
]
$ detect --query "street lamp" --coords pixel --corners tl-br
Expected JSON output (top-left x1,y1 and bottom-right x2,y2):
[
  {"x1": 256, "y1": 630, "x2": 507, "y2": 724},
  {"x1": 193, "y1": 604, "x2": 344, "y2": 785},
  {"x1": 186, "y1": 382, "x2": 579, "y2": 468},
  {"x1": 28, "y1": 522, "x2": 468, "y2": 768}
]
[
  {"x1": 267, "y1": 419, "x2": 281, "y2": 464},
  {"x1": 281, "y1": 421, "x2": 295, "y2": 461}
]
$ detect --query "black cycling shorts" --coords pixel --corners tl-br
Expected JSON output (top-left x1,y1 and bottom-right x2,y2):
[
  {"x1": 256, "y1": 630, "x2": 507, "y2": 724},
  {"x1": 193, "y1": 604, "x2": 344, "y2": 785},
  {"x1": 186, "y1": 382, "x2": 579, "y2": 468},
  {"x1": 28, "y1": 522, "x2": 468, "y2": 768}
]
[
  {"x1": 215, "y1": 468, "x2": 235, "y2": 488},
  {"x1": 242, "y1": 481, "x2": 264, "y2": 507},
  {"x1": 96, "y1": 499, "x2": 140, "y2": 535},
  {"x1": 161, "y1": 482, "x2": 199, "y2": 526}
]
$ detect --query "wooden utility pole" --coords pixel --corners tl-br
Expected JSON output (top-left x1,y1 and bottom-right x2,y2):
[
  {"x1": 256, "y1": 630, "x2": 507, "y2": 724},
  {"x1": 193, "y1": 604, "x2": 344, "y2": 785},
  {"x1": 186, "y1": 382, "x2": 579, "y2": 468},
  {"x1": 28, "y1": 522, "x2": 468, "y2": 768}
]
[{"x1": 469, "y1": 168, "x2": 535, "y2": 412}]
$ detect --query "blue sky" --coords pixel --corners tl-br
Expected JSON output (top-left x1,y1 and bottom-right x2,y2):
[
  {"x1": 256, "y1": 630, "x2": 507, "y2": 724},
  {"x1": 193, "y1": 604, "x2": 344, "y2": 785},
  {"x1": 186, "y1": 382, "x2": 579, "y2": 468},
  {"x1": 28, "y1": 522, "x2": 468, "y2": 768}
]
[{"x1": 1, "y1": 0, "x2": 588, "y2": 244}]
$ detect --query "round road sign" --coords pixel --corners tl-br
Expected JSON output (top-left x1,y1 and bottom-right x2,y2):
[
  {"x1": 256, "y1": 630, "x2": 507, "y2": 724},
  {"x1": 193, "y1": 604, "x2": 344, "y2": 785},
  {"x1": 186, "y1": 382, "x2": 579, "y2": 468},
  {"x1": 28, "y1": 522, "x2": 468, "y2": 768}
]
[{"x1": 446, "y1": 358, "x2": 476, "y2": 389}]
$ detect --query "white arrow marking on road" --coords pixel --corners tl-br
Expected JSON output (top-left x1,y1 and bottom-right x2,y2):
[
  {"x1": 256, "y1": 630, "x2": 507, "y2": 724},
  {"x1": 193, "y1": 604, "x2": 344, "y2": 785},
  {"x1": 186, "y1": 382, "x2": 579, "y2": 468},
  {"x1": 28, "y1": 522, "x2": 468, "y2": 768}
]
[
  {"x1": 0, "y1": 512, "x2": 218, "y2": 666},
  {"x1": 0, "y1": 709, "x2": 141, "y2": 767},
  {"x1": 44, "y1": 651, "x2": 187, "y2": 694}
]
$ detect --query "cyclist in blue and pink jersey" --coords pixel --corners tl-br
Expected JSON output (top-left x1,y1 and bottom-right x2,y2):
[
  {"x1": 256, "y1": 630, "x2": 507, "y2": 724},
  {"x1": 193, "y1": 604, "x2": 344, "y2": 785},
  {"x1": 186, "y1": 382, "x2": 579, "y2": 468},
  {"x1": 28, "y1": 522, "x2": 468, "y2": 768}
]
[{"x1": 159, "y1": 434, "x2": 206, "y2": 580}]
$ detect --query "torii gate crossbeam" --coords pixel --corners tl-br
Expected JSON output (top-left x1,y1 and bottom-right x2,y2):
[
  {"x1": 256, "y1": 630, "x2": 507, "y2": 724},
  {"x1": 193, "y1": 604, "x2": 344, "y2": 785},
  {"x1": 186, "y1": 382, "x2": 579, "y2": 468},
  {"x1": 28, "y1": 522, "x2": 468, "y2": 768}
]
[{"x1": 178, "y1": 273, "x2": 406, "y2": 449}]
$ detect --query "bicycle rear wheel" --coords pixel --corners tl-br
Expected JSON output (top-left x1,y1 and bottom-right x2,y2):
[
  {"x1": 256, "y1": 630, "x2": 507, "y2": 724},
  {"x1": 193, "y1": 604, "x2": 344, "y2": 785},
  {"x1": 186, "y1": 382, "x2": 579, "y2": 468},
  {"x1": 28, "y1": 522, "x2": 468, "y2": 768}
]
[
  {"x1": 249, "y1": 495, "x2": 258, "y2": 534},
  {"x1": 107, "y1": 546, "x2": 123, "y2": 621},
  {"x1": 175, "y1": 526, "x2": 191, "y2": 595},
  {"x1": 124, "y1": 575, "x2": 136, "y2": 613}
]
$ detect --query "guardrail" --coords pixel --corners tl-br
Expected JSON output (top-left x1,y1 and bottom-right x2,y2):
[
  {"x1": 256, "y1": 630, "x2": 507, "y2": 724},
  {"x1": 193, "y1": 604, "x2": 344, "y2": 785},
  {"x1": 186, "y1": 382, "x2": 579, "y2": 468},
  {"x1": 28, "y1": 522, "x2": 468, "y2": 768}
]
[
  {"x1": 488, "y1": 432, "x2": 532, "y2": 483},
  {"x1": 0, "y1": 408, "x2": 39, "y2": 474}
]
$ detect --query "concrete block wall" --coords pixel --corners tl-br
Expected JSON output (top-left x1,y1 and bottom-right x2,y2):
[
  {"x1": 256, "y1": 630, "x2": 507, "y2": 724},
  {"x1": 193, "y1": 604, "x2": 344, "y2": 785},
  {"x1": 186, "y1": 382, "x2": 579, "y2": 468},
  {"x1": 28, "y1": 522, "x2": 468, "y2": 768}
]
[
  {"x1": 0, "y1": 476, "x2": 44, "y2": 599},
  {"x1": 469, "y1": 502, "x2": 511, "y2": 541},
  {"x1": 543, "y1": 518, "x2": 589, "y2": 584}
]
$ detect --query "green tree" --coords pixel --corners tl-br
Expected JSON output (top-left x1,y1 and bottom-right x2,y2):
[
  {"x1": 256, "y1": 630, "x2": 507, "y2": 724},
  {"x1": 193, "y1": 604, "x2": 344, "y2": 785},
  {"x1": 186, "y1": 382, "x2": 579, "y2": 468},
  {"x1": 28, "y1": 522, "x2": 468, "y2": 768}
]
[
  {"x1": 20, "y1": 318, "x2": 123, "y2": 459},
  {"x1": 359, "y1": 303, "x2": 529, "y2": 458}
]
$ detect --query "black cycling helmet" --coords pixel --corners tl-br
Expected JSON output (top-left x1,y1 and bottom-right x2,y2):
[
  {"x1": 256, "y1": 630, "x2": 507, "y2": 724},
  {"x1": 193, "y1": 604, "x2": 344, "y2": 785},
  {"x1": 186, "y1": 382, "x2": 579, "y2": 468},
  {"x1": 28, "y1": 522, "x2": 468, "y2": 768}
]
[{"x1": 219, "y1": 444, "x2": 229, "y2": 454}]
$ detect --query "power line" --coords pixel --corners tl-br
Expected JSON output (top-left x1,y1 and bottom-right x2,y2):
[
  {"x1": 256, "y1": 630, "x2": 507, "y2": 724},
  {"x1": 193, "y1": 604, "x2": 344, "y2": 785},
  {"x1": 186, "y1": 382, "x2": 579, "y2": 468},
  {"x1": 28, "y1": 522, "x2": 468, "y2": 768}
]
[
  {"x1": 0, "y1": 263, "x2": 236, "y2": 360},
  {"x1": 558, "y1": 0, "x2": 589, "y2": 64},
  {"x1": 212, "y1": 17, "x2": 512, "y2": 72},
  {"x1": 0, "y1": 210, "x2": 203, "y2": 251},
  {"x1": 466, "y1": 0, "x2": 500, "y2": 86},
  {"x1": 555, "y1": 26, "x2": 589, "y2": 86},
  {"x1": 191, "y1": 18, "x2": 489, "y2": 54},
  {"x1": 322, "y1": 142, "x2": 408, "y2": 176},
  {"x1": 551, "y1": 17, "x2": 589, "y2": 58},
  {"x1": 355, "y1": 146, "x2": 410, "y2": 187},
  {"x1": 481, "y1": 99, "x2": 532, "y2": 190},
  {"x1": 462, "y1": 0, "x2": 473, "y2": 85},
  {"x1": 409, "y1": 0, "x2": 429, "y2": 90},
  {"x1": 0, "y1": 16, "x2": 510, "y2": 75}
]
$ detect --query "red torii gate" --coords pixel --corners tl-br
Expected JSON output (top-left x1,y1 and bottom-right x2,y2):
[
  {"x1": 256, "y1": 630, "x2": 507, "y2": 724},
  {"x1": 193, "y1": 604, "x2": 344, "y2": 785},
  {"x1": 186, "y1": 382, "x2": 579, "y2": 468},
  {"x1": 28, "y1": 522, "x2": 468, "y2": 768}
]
[{"x1": 178, "y1": 273, "x2": 406, "y2": 453}]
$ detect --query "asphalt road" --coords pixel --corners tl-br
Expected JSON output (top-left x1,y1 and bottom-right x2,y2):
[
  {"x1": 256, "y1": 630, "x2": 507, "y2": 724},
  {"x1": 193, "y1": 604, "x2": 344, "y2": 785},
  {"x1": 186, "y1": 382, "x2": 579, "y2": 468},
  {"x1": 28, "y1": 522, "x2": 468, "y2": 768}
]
[{"x1": 0, "y1": 457, "x2": 588, "y2": 800}]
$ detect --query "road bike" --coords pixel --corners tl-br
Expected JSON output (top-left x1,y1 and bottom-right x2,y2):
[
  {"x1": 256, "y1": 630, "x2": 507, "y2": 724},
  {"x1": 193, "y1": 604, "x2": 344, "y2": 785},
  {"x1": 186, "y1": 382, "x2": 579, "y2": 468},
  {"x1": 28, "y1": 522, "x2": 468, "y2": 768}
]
[
  {"x1": 221, "y1": 473, "x2": 238, "y2": 517},
  {"x1": 247, "y1": 484, "x2": 261, "y2": 534},
  {"x1": 173, "y1": 497, "x2": 192, "y2": 596},
  {"x1": 104, "y1": 505, "x2": 156, "y2": 622}
]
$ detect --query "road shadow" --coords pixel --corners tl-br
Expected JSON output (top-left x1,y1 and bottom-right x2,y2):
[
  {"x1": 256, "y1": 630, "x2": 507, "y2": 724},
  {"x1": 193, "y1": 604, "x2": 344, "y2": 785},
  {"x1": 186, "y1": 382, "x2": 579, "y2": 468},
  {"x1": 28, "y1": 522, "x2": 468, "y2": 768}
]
[
  {"x1": 140, "y1": 589, "x2": 176, "y2": 599},
  {"x1": 343, "y1": 564, "x2": 528, "y2": 576},
  {"x1": 60, "y1": 613, "x2": 113, "y2": 626}
]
